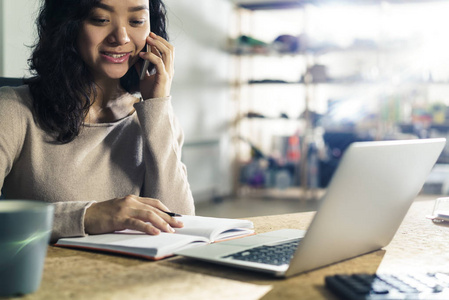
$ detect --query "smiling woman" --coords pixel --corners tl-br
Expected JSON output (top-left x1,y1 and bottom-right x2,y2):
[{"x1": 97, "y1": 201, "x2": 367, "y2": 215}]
[{"x1": 0, "y1": 0, "x2": 194, "y2": 242}]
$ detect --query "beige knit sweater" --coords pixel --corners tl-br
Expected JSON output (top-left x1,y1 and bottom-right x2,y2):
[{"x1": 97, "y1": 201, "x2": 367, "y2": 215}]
[{"x1": 0, "y1": 86, "x2": 195, "y2": 242}]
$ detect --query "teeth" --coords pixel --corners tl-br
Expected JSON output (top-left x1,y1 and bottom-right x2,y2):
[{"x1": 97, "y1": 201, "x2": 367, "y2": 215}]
[{"x1": 105, "y1": 53, "x2": 127, "y2": 58}]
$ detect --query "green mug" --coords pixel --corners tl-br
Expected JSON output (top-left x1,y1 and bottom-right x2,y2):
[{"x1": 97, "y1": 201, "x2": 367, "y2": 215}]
[{"x1": 0, "y1": 200, "x2": 54, "y2": 297}]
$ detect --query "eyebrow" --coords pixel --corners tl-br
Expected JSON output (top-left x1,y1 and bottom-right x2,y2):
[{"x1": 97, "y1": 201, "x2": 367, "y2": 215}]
[
  {"x1": 94, "y1": 3, "x2": 149, "y2": 13},
  {"x1": 129, "y1": 5, "x2": 149, "y2": 12}
]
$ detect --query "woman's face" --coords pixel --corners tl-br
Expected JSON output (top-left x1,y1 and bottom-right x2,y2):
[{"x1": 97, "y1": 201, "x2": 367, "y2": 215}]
[{"x1": 77, "y1": 0, "x2": 150, "y2": 82}]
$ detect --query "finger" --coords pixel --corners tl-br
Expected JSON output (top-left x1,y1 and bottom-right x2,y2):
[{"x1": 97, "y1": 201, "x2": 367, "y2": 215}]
[
  {"x1": 163, "y1": 215, "x2": 184, "y2": 228},
  {"x1": 146, "y1": 38, "x2": 169, "y2": 60},
  {"x1": 136, "y1": 196, "x2": 170, "y2": 211},
  {"x1": 147, "y1": 44, "x2": 172, "y2": 74},
  {"x1": 148, "y1": 32, "x2": 174, "y2": 53},
  {"x1": 139, "y1": 51, "x2": 167, "y2": 76},
  {"x1": 120, "y1": 195, "x2": 171, "y2": 218},
  {"x1": 122, "y1": 217, "x2": 161, "y2": 235},
  {"x1": 140, "y1": 205, "x2": 184, "y2": 229},
  {"x1": 147, "y1": 33, "x2": 174, "y2": 73},
  {"x1": 130, "y1": 208, "x2": 176, "y2": 233},
  {"x1": 128, "y1": 196, "x2": 183, "y2": 228},
  {"x1": 138, "y1": 42, "x2": 172, "y2": 77}
]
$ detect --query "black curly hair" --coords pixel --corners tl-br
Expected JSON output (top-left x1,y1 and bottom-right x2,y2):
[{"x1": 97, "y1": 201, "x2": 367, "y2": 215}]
[{"x1": 25, "y1": 0, "x2": 168, "y2": 143}]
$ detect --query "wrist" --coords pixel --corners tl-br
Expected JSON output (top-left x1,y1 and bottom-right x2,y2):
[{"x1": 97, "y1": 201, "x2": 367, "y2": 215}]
[
  {"x1": 139, "y1": 95, "x2": 171, "y2": 102},
  {"x1": 83, "y1": 202, "x2": 97, "y2": 235}
]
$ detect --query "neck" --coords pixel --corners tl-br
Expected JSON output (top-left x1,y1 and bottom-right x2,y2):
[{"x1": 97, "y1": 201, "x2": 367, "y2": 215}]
[
  {"x1": 85, "y1": 78, "x2": 138, "y2": 124},
  {"x1": 92, "y1": 77, "x2": 123, "y2": 104}
]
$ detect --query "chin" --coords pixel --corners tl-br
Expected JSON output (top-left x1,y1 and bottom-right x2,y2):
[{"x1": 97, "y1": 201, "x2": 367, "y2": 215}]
[{"x1": 105, "y1": 68, "x2": 130, "y2": 80}]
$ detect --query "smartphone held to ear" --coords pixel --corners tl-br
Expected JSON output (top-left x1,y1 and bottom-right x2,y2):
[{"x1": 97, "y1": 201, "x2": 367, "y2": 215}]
[{"x1": 139, "y1": 44, "x2": 150, "y2": 80}]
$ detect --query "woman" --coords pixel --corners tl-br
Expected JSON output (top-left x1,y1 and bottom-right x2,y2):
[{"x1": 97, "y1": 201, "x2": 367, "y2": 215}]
[{"x1": 0, "y1": 0, "x2": 194, "y2": 242}]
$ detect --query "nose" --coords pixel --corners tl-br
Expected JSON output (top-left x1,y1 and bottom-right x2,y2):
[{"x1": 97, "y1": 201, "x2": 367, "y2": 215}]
[{"x1": 106, "y1": 25, "x2": 130, "y2": 45}]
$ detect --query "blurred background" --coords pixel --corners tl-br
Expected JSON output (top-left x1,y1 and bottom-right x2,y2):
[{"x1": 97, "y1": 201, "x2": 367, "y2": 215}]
[{"x1": 2, "y1": 0, "x2": 449, "y2": 218}]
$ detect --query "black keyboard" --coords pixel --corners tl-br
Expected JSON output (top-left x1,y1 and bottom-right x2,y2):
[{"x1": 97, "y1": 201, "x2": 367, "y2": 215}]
[
  {"x1": 325, "y1": 272, "x2": 449, "y2": 300},
  {"x1": 222, "y1": 238, "x2": 300, "y2": 266}
]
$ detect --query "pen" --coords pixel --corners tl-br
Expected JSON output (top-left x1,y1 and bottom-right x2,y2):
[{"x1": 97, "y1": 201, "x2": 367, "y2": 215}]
[{"x1": 163, "y1": 211, "x2": 182, "y2": 217}]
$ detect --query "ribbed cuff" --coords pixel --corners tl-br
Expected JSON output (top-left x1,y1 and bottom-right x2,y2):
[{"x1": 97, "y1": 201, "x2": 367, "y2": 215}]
[{"x1": 50, "y1": 201, "x2": 96, "y2": 243}]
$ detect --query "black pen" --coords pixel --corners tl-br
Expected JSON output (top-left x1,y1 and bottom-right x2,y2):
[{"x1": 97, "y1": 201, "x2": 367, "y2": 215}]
[{"x1": 163, "y1": 211, "x2": 182, "y2": 217}]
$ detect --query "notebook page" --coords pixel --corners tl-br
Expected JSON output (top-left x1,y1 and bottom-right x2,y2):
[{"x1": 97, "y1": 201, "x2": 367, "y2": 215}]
[
  {"x1": 174, "y1": 215, "x2": 254, "y2": 241},
  {"x1": 57, "y1": 232, "x2": 209, "y2": 258}
]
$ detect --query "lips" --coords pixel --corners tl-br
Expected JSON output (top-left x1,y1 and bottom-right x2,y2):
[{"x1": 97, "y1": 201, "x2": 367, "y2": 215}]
[
  {"x1": 105, "y1": 52, "x2": 127, "y2": 58},
  {"x1": 100, "y1": 51, "x2": 132, "y2": 63}
]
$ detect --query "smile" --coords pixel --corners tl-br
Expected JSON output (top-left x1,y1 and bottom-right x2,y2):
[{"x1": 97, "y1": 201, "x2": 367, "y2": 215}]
[
  {"x1": 100, "y1": 51, "x2": 132, "y2": 63},
  {"x1": 104, "y1": 53, "x2": 128, "y2": 58}
]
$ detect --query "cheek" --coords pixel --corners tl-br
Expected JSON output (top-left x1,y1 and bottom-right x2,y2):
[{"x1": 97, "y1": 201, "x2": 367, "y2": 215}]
[
  {"x1": 76, "y1": 40, "x2": 89, "y2": 65},
  {"x1": 136, "y1": 30, "x2": 150, "y2": 51},
  {"x1": 130, "y1": 32, "x2": 150, "y2": 65},
  {"x1": 77, "y1": 29, "x2": 100, "y2": 63}
]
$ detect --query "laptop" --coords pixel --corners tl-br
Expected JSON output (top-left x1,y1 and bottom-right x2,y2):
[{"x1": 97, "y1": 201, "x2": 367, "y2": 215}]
[{"x1": 175, "y1": 138, "x2": 446, "y2": 277}]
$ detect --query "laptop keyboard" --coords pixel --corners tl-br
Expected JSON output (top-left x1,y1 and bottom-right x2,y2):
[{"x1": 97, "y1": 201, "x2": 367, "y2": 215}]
[{"x1": 222, "y1": 238, "x2": 301, "y2": 266}]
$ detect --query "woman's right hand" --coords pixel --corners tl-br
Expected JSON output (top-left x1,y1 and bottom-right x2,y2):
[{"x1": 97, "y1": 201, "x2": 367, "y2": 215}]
[{"x1": 84, "y1": 195, "x2": 184, "y2": 235}]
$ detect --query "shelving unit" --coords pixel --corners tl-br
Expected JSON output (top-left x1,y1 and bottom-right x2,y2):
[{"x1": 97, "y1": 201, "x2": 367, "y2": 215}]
[
  {"x1": 230, "y1": 0, "x2": 449, "y2": 199},
  {"x1": 230, "y1": 1, "x2": 315, "y2": 199}
]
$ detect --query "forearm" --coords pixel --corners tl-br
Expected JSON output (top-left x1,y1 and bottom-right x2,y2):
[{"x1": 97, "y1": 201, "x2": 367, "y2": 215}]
[{"x1": 135, "y1": 97, "x2": 195, "y2": 215}]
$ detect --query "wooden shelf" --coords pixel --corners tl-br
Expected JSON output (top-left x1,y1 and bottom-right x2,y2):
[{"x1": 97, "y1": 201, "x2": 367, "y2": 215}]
[
  {"x1": 233, "y1": 0, "x2": 447, "y2": 11},
  {"x1": 238, "y1": 186, "x2": 325, "y2": 200},
  {"x1": 234, "y1": 0, "x2": 305, "y2": 10}
]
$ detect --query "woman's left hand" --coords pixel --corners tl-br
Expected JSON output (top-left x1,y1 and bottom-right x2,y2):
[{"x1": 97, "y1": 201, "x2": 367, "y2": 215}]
[{"x1": 137, "y1": 32, "x2": 174, "y2": 99}]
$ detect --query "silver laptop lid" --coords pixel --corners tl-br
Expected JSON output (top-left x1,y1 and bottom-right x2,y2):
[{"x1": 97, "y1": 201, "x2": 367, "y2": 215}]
[{"x1": 285, "y1": 138, "x2": 446, "y2": 277}]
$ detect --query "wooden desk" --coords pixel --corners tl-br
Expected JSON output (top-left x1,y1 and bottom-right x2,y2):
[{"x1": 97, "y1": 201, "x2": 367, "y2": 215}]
[{"x1": 15, "y1": 195, "x2": 449, "y2": 300}]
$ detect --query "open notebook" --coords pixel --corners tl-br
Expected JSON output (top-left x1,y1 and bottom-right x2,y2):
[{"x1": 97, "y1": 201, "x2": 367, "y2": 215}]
[{"x1": 55, "y1": 215, "x2": 254, "y2": 260}]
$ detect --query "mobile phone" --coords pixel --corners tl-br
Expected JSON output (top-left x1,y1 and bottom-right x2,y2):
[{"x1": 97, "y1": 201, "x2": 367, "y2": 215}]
[{"x1": 139, "y1": 43, "x2": 150, "y2": 80}]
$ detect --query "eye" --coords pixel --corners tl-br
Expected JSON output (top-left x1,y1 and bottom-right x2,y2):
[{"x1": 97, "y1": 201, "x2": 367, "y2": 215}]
[
  {"x1": 89, "y1": 17, "x2": 110, "y2": 25},
  {"x1": 130, "y1": 19, "x2": 146, "y2": 26}
]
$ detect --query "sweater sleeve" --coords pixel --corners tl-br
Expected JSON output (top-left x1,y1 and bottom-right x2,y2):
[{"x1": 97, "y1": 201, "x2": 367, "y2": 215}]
[
  {"x1": 0, "y1": 87, "x2": 96, "y2": 242},
  {"x1": 50, "y1": 201, "x2": 95, "y2": 242},
  {"x1": 0, "y1": 87, "x2": 24, "y2": 191},
  {"x1": 134, "y1": 97, "x2": 195, "y2": 215}
]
